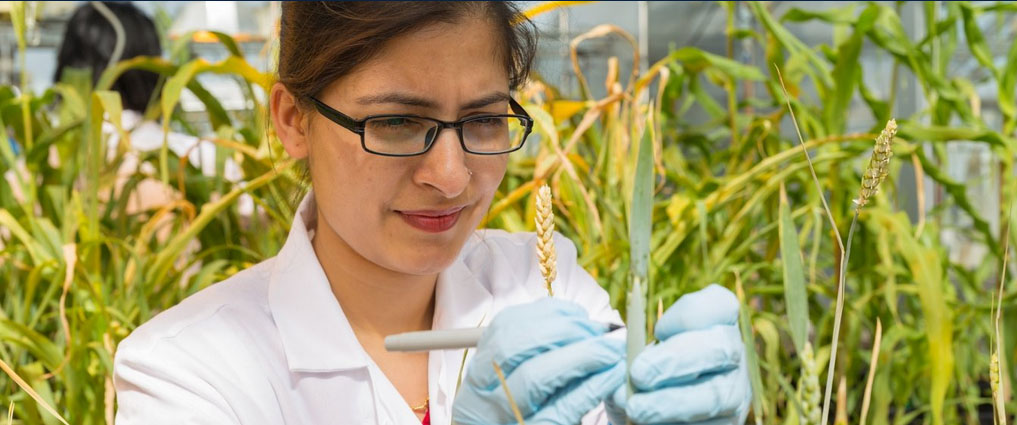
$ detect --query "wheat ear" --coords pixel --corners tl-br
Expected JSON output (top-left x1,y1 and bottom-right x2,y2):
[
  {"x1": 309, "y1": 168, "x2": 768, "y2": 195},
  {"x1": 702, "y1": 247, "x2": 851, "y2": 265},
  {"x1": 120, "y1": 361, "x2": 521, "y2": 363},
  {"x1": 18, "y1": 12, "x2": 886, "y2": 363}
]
[
  {"x1": 796, "y1": 342, "x2": 822, "y2": 425},
  {"x1": 820, "y1": 119, "x2": 896, "y2": 424},
  {"x1": 854, "y1": 119, "x2": 897, "y2": 212},
  {"x1": 535, "y1": 184, "x2": 557, "y2": 296}
]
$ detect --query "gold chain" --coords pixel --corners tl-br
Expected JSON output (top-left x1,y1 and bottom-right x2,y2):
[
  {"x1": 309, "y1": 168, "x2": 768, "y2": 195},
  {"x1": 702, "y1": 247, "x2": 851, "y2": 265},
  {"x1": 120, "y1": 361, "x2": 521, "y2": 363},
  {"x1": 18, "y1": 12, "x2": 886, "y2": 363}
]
[{"x1": 410, "y1": 397, "x2": 429, "y2": 412}]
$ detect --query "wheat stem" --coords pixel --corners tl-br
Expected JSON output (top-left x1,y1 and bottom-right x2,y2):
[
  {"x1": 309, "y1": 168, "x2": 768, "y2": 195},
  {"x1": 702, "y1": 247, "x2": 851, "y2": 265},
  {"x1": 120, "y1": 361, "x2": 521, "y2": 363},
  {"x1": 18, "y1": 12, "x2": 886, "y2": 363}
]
[
  {"x1": 492, "y1": 361, "x2": 526, "y2": 425},
  {"x1": 834, "y1": 376, "x2": 847, "y2": 425},
  {"x1": 0, "y1": 357, "x2": 69, "y2": 425},
  {"x1": 993, "y1": 201, "x2": 1012, "y2": 425},
  {"x1": 774, "y1": 66, "x2": 843, "y2": 425},
  {"x1": 860, "y1": 318, "x2": 882, "y2": 425}
]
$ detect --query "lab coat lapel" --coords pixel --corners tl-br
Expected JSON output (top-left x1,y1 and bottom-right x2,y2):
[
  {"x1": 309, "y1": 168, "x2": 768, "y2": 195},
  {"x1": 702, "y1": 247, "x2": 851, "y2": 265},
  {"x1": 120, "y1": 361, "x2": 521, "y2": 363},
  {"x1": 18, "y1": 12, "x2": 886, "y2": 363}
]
[
  {"x1": 267, "y1": 191, "x2": 370, "y2": 372},
  {"x1": 429, "y1": 234, "x2": 494, "y2": 425}
]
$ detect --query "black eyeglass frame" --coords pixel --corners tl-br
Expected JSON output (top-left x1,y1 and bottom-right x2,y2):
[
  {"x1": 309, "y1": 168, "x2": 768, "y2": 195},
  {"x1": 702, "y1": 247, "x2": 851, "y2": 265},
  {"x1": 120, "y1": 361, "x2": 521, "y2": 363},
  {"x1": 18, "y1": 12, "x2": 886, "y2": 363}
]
[{"x1": 307, "y1": 96, "x2": 535, "y2": 157}]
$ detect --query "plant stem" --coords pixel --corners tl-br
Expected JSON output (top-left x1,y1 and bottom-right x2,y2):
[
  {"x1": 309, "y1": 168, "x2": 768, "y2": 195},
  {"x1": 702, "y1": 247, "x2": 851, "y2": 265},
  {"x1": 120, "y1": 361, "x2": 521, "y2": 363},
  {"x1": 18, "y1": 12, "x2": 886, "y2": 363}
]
[
  {"x1": 492, "y1": 361, "x2": 526, "y2": 425},
  {"x1": 821, "y1": 210, "x2": 858, "y2": 425},
  {"x1": 860, "y1": 318, "x2": 882, "y2": 425}
]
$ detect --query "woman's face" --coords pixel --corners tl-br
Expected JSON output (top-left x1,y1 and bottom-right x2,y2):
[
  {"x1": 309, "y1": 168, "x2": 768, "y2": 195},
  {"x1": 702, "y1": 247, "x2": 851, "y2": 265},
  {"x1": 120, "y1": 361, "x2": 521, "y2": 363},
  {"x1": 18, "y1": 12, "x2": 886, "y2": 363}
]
[{"x1": 286, "y1": 16, "x2": 512, "y2": 277}]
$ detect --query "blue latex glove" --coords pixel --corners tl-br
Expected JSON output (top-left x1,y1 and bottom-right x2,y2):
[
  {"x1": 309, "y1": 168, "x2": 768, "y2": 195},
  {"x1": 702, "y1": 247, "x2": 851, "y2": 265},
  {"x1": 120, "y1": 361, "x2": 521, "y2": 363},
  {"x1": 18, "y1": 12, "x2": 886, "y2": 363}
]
[
  {"x1": 607, "y1": 284, "x2": 752, "y2": 425},
  {"x1": 453, "y1": 298, "x2": 626, "y2": 425}
]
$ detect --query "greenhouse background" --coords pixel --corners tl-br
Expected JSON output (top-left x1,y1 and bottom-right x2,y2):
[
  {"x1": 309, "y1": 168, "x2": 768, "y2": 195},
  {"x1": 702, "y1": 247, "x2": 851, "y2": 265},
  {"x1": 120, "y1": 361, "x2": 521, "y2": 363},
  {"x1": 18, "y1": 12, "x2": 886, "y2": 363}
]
[
  {"x1": 2, "y1": 1, "x2": 1017, "y2": 424},
  {"x1": 3, "y1": 1, "x2": 1008, "y2": 263}
]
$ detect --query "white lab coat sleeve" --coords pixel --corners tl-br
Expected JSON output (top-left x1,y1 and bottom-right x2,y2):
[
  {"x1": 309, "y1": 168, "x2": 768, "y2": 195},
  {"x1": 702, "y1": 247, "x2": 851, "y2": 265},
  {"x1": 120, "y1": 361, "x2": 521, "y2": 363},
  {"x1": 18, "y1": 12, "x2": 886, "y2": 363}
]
[
  {"x1": 551, "y1": 232, "x2": 622, "y2": 425},
  {"x1": 113, "y1": 338, "x2": 240, "y2": 425}
]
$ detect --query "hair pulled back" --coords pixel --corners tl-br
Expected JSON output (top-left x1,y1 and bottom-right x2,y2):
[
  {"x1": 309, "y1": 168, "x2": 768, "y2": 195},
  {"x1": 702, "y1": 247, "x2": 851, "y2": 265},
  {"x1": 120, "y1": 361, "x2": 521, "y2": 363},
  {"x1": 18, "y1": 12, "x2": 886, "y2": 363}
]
[{"x1": 278, "y1": 1, "x2": 537, "y2": 105}]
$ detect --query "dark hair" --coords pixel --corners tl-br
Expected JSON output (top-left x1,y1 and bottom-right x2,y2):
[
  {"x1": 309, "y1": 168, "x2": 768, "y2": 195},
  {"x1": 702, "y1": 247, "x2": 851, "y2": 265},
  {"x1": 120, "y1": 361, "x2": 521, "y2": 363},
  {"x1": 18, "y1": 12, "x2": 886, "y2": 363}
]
[
  {"x1": 278, "y1": 1, "x2": 537, "y2": 106},
  {"x1": 54, "y1": 2, "x2": 162, "y2": 113}
]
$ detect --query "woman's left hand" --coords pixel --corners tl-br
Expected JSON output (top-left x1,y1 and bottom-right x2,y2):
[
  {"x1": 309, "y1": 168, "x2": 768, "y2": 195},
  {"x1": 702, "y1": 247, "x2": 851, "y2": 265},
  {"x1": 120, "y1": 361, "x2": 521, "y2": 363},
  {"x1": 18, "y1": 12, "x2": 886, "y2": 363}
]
[{"x1": 606, "y1": 284, "x2": 752, "y2": 425}]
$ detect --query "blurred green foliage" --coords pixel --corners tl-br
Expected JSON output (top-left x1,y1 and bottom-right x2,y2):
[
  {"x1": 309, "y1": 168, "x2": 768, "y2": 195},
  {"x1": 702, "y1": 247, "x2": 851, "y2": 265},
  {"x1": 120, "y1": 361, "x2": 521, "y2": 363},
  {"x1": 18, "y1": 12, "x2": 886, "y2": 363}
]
[{"x1": 1, "y1": 2, "x2": 1016, "y2": 424}]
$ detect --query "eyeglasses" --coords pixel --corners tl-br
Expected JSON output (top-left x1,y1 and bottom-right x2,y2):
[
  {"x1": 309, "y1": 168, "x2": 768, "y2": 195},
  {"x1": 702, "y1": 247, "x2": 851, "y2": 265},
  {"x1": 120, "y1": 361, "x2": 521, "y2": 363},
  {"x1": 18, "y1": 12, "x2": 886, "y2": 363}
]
[{"x1": 307, "y1": 96, "x2": 535, "y2": 157}]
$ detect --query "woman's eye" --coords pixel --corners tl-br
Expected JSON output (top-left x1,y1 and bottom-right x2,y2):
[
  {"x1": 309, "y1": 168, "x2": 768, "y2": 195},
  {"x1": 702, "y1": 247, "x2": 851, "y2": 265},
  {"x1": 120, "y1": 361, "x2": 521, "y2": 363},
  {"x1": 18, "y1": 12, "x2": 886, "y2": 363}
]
[{"x1": 471, "y1": 117, "x2": 504, "y2": 126}]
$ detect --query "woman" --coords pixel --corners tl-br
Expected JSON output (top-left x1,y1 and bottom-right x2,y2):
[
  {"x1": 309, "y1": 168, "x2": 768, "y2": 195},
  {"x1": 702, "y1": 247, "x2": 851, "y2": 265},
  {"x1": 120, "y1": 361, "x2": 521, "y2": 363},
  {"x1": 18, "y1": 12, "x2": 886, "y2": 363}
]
[{"x1": 113, "y1": 3, "x2": 751, "y2": 424}]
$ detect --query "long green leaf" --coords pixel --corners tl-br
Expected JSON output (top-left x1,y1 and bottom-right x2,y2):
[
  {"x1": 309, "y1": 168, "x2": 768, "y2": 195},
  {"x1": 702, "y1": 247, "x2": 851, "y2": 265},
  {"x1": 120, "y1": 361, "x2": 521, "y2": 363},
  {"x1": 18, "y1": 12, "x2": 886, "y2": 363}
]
[
  {"x1": 884, "y1": 211, "x2": 954, "y2": 425},
  {"x1": 778, "y1": 184, "x2": 809, "y2": 354},
  {"x1": 958, "y1": 3, "x2": 998, "y2": 78},
  {"x1": 823, "y1": 5, "x2": 877, "y2": 133},
  {"x1": 625, "y1": 114, "x2": 654, "y2": 412}
]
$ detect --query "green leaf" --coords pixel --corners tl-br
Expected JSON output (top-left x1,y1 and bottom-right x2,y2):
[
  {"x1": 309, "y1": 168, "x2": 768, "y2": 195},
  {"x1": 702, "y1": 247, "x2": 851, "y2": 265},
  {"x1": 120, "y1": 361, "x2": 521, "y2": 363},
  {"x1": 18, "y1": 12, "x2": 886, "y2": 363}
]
[
  {"x1": 207, "y1": 31, "x2": 244, "y2": 58},
  {"x1": 0, "y1": 210, "x2": 48, "y2": 265},
  {"x1": 782, "y1": 5, "x2": 858, "y2": 24},
  {"x1": 749, "y1": 1, "x2": 833, "y2": 90},
  {"x1": 0, "y1": 320, "x2": 63, "y2": 370},
  {"x1": 667, "y1": 47, "x2": 766, "y2": 81},
  {"x1": 159, "y1": 56, "x2": 271, "y2": 182},
  {"x1": 626, "y1": 115, "x2": 654, "y2": 402},
  {"x1": 958, "y1": 3, "x2": 998, "y2": 78},
  {"x1": 94, "y1": 90, "x2": 128, "y2": 152},
  {"x1": 629, "y1": 117, "x2": 654, "y2": 281},
  {"x1": 689, "y1": 74, "x2": 725, "y2": 119},
  {"x1": 778, "y1": 184, "x2": 809, "y2": 354},
  {"x1": 823, "y1": 5, "x2": 877, "y2": 133},
  {"x1": 884, "y1": 211, "x2": 954, "y2": 425},
  {"x1": 999, "y1": 27, "x2": 1017, "y2": 132},
  {"x1": 897, "y1": 122, "x2": 1014, "y2": 150},
  {"x1": 735, "y1": 277, "x2": 768, "y2": 424}
]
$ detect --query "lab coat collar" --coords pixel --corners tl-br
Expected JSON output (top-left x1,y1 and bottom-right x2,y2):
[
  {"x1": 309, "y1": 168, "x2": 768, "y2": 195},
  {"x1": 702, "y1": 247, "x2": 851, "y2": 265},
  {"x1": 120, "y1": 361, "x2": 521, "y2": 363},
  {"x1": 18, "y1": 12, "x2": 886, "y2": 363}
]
[
  {"x1": 433, "y1": 234, "x2": 493, "y2": 331},
  {"x1": 268, "y1": 190, "x2": 369, "y2": 371},
  {"x1": 268, "y1": 190, "x2": 493, "y2": 373}
]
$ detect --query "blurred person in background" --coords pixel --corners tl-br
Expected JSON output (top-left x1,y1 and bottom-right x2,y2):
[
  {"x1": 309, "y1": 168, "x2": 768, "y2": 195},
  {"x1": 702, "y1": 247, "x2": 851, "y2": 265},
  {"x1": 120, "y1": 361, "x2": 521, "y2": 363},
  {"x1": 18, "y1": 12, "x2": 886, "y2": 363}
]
[
  {"x1": 112, "y1": 2, "x2": 752, "y2": 425},
  {"x1": 54, "y1": 1, "x2": 241, "y2": 213}
]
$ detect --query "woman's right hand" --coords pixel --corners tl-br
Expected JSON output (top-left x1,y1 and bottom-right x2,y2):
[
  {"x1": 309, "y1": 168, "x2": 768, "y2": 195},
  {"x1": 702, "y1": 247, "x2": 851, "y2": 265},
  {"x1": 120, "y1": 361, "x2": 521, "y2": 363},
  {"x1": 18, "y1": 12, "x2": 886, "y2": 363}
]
[{"x1": 452, "y1": 298, "x2": 625, "y2": 425}]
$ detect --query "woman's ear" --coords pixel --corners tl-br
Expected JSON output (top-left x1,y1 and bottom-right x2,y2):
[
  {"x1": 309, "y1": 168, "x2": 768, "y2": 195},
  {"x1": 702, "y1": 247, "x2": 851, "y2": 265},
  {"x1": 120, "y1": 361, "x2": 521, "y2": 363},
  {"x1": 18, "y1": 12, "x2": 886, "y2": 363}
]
[{"x1": 271, "y1": 82, "x2": 310, "y2": 159}]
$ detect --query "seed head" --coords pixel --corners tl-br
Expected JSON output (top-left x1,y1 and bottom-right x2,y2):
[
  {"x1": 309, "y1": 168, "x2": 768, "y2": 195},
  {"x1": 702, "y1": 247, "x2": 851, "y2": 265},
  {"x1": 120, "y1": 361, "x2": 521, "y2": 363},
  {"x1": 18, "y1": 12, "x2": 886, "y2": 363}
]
[
  {"x1": 798, "y1": 342, "x2": 822, "y2": 425},
  {"x1": 855, "y1": 119, "x2": 896, "y2": 212},
  {"x1": 991, "y1": 352, "x2": 1001, "y2": 400},
  {"x1": 535, "y1": 184, "x2": 557, "y2": 296}
]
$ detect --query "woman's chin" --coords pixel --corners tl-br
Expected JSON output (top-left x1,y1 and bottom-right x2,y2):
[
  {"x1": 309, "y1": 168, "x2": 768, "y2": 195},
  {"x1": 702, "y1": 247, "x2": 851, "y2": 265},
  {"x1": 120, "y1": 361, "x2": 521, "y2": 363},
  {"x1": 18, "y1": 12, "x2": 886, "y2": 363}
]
[{"x1": 389, "y1": 255, "x2": 458, "y2": 277}]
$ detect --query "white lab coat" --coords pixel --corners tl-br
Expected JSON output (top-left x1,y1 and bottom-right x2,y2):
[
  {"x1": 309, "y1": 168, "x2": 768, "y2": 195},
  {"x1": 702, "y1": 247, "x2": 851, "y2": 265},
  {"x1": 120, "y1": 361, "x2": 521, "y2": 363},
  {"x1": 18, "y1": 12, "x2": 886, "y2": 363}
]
[{"x1": 113, "y1": 190, "x2": 621, "y2": 425}]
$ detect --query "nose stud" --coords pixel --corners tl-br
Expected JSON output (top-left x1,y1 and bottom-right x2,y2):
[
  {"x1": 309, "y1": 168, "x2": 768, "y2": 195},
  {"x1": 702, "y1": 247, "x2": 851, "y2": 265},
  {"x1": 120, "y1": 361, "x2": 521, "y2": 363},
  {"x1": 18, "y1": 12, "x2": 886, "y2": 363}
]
[{"x1": 467, "y1": 169, "x2": 473, "y2": 176}]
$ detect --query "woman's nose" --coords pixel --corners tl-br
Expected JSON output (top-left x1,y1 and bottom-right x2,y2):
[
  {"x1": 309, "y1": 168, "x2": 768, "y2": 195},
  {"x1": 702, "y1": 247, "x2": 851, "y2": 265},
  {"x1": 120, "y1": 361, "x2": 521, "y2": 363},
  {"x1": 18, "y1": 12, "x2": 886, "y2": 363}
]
[{"x1": 413, "y1": 127, "x2": 470, "y2": 198}]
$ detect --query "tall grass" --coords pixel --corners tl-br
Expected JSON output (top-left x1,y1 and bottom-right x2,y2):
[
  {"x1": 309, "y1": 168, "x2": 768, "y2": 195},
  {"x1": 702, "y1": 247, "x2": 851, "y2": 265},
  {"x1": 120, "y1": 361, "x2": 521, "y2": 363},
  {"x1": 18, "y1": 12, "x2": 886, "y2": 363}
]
[{"x1": 2, "y1": 2, "x2": 1017, "y2": 424}]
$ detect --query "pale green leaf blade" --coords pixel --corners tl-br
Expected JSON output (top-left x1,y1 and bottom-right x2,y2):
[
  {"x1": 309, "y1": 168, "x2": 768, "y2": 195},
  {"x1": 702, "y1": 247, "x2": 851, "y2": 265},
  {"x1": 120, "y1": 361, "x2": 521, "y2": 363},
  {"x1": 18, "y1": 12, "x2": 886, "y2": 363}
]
[{"x1": 778, "y1": 184, "x2": 810, "y2": 354}]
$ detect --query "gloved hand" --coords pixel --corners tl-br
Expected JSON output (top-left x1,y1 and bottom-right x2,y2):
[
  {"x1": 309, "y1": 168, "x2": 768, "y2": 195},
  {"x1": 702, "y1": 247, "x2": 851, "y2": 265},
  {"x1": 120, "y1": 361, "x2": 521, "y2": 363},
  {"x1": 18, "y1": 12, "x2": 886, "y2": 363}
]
[
  {"x1": 606, "y1": 284, "x2": 752, "y2": 425},
  {"x1": 453, "y1": 298, "x2": 626, "y2": 425}
]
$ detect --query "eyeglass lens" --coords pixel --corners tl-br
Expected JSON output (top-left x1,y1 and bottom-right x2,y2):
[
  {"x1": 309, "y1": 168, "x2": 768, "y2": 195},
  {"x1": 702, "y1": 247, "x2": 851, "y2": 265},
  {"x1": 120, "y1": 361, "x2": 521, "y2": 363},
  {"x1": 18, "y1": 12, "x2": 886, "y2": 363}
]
[{"x1": 364, "y1": 116, "x2": 528, "y2": 155}]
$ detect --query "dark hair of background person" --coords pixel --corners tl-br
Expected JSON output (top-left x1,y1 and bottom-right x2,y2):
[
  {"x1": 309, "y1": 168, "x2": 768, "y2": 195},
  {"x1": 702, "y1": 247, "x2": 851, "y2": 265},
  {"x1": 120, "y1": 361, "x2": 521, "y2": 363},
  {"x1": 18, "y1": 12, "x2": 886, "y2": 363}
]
[
  {"x1": 277, "y1": 1, "x2": 538, "y2": 109},
  {"x1": 54, "y1": 2, "x2": 162, "y2": 113}
]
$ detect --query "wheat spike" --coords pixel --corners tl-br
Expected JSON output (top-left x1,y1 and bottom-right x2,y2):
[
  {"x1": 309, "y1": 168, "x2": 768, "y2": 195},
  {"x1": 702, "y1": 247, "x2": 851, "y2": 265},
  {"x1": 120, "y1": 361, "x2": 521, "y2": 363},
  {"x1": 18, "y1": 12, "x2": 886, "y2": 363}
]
[
  {"x1": 854, "y1": 119, "x2": 897, "y2": 212},
  {"x1": 535, "y1": 184, "x2": 557, "y2": 296},
  {"x1": 992, "y1": 353, "x2": 1001, "y2": 401},
  {"x1": 797, "y1": 342, "x2": 823, "y2": 425}
]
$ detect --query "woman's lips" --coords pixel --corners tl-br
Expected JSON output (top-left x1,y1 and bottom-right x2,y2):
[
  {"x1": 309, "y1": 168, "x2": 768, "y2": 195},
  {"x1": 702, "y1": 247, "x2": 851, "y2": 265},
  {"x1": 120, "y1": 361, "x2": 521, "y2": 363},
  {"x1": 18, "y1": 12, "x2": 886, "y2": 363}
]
[{"x1": 397, "y1": 206, "x2": 466, "y2": 233}]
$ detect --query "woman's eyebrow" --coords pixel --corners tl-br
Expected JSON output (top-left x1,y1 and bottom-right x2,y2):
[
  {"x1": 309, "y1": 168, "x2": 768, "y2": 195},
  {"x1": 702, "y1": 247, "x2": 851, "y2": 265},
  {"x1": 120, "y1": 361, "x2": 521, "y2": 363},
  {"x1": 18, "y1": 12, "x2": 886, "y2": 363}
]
[
  {"x1": 354, "y1": 92, "x2": 510, "y2": 110},
  {"x1": 461, "y1": 92, "x2": 510, "y2": 110}
]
